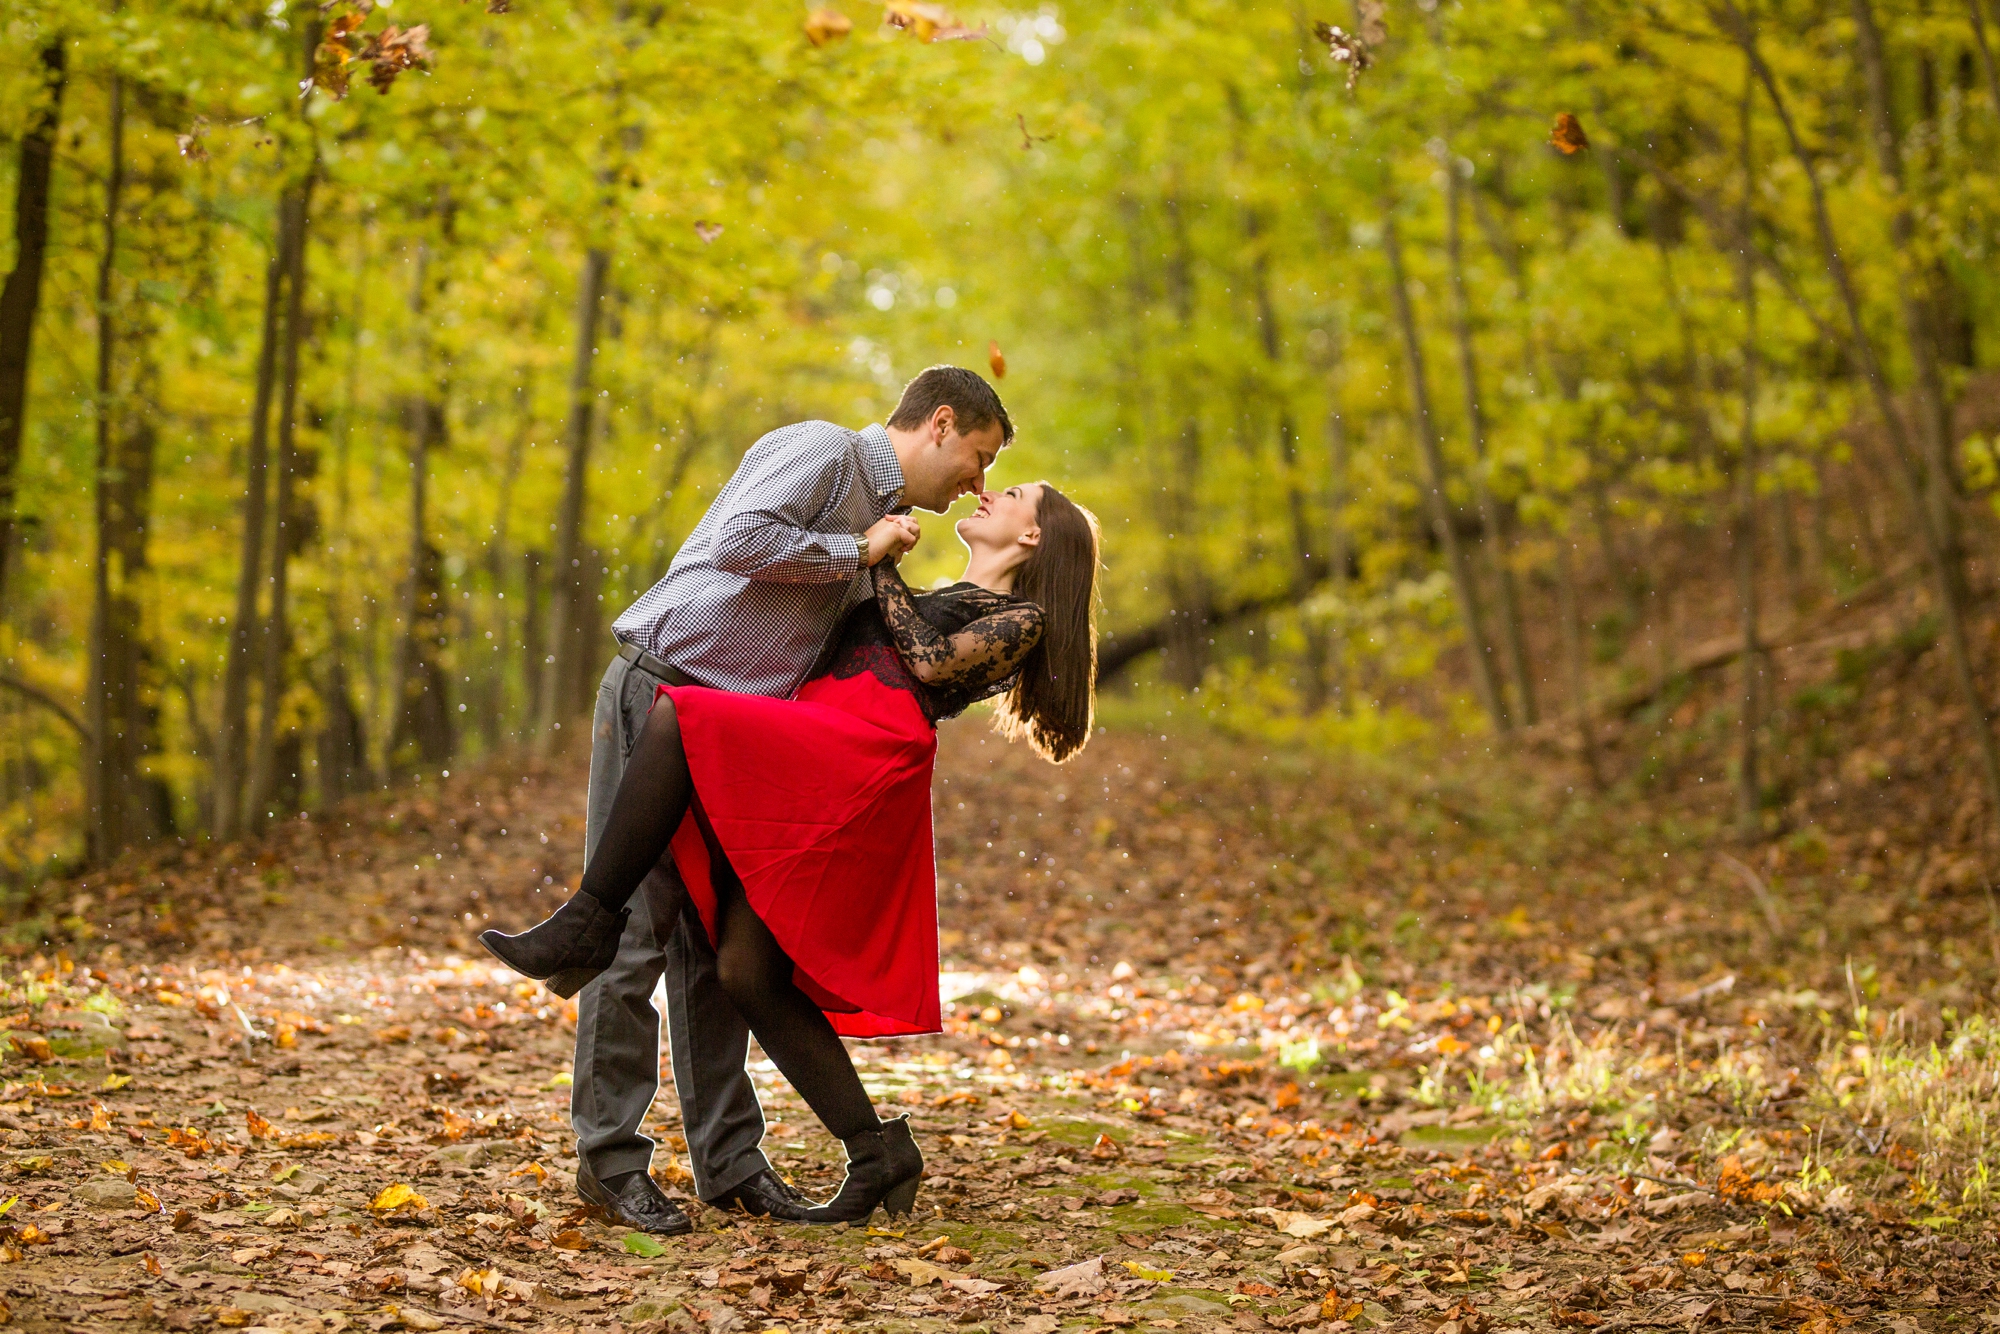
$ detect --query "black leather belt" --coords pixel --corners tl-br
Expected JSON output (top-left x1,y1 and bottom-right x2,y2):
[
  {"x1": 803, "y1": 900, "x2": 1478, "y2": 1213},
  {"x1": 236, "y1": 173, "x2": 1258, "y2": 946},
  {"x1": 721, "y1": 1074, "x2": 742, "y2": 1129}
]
[{"x1": 617, "y1": 640, "x2": 693, "y2": 687}]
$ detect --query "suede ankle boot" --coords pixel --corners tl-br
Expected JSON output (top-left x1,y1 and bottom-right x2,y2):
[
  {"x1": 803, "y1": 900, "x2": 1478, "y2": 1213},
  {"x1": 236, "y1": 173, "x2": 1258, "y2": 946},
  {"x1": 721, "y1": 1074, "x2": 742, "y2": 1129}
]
[
  {"x1": 804, "y1": 1115, "x2": 923, "y2": 1224},
  {"x1": 479, "y1": 895, "x2": 629, "y2": 998}
]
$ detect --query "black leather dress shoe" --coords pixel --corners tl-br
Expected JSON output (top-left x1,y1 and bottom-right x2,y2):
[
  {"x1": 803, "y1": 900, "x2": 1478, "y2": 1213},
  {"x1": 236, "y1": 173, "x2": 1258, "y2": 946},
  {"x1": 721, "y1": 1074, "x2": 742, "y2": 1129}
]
[
  {"x1": 706, "y1": 1167, "x2": 814, "y2": 1222},
  {"x1": 576, "y1": 1165, "x2": 693, "y2": 1236}
]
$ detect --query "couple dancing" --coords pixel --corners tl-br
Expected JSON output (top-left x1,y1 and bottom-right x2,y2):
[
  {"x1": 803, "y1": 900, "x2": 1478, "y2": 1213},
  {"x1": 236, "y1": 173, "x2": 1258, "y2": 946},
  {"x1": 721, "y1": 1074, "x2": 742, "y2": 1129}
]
[{"x1": 481, "y1": 366, "x2": 1101, "y2": 1234}]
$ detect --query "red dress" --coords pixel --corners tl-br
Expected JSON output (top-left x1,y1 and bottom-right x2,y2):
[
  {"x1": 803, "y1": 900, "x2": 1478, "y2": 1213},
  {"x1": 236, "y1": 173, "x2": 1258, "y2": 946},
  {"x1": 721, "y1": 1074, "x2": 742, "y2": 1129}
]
[{"x1": 658, "y1": 581, "x2": 1030, "y2": 1038}]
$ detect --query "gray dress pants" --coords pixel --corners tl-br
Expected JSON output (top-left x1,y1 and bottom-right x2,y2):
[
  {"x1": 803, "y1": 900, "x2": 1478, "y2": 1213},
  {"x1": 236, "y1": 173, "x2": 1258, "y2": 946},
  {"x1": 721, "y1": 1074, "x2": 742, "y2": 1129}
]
[{"x1": 569, "y1": 651, "x2": 772, "y2": 1199}]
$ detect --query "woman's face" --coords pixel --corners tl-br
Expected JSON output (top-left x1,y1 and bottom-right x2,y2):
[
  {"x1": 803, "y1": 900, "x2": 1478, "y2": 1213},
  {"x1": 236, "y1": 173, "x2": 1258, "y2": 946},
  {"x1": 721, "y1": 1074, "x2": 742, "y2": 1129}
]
[{"x1": 955, "y1": 483, "x2": 1044, "y2": 553}]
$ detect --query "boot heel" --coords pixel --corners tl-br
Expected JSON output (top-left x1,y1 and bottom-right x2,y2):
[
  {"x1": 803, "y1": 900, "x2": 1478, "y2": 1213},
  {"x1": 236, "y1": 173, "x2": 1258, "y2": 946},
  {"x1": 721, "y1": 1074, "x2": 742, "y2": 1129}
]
[
  {"x1": 881, "y1": 1175, "x2": 921, "y2": 1217},
  {"x1": 545, "y1": 968, "x2": 597, "y2": 1000}
]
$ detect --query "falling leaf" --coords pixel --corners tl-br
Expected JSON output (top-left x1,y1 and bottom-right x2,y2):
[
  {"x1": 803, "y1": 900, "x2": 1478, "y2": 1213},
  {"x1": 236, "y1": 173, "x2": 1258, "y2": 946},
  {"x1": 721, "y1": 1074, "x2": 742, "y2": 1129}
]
[
  {"x1": 175, "y1": 133, "x2": 208, "y2": 162},
  {"x1": 551, "y1": 1228, "x2": 589, "y2": 1250},
  {"x1": 1549, "y1": 113, "x2": 1589, "y2": 155},
  {"x1": 623, "y1": 1233, "x2": 666, "y2": 1257},
  {"x1": 1311, "y1": 21, "x2": 1374, "y2": 89},
  {"x1": 485, "y1": 0, "x2": 510, "y2": 11},
  {"x1": 134, "y1": 1185, "x2": 162, "y2": 1213},
  {"x1": 988, "y1": 341, "x2": 1008, "y2": 379},
  {"x1": 0, "y1": 1197, "x2": 15, "y2": 1217},
  {"x1": 694, "y1": 221, "x2": 723, "y2": 244},
  {"x1": 246, "y1": 1109, "x2": 276, "y2": 1139},
  {"x1": 883, "y1": 0, "x2": 947, "y2": 37},
  {"x1": 362, "y1": 25, "x2": 432, "y2": 95},
  {"x1": 805, "y1": 8, "x2": 852, "y2": 45},
  {"x1": 102, "y1": 1074, "x2": 133, "y2": 1091},
  {"x1": 1356, "y1": 0, "x2": 1388, "y2": 45}
]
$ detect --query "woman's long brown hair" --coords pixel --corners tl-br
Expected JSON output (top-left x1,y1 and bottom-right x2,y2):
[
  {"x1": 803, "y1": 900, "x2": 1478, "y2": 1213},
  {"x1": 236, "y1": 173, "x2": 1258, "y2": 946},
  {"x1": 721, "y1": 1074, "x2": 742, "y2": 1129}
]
[{"x1": 994, "y1": 484, "x2": 1100, "y2": 762}]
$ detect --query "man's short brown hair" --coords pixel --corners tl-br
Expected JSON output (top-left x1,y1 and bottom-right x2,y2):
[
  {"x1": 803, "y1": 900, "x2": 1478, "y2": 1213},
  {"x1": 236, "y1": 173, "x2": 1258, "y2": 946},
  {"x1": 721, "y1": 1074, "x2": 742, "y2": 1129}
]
[{"x1": 887, "y1": 365, "x2": 1014, "y2": 444}]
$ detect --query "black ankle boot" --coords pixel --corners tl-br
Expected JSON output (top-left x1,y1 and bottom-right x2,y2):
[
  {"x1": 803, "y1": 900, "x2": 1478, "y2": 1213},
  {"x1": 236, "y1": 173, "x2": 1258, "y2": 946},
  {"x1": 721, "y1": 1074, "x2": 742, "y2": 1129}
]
[
  {"x1": 479, "y1": 895, "x2": 629, "y2": 998},
  {"x1": 804, "y1": 1115, "x2": 923, "y2": 1224}
]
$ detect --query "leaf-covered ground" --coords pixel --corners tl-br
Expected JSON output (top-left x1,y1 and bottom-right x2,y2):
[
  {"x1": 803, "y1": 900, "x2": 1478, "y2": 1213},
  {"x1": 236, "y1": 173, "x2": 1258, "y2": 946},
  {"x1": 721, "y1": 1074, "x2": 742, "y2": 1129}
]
[{"x1": 3, "y1": 724, "x2": 1997, "y2": 1333}]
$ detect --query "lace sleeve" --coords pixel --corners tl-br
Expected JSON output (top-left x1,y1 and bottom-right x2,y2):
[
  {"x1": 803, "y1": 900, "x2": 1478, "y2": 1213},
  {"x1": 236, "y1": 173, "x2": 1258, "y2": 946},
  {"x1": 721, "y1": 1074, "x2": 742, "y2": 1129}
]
[{"x1": 874, "y1": 565, "x2": 1044, "y2": 692}]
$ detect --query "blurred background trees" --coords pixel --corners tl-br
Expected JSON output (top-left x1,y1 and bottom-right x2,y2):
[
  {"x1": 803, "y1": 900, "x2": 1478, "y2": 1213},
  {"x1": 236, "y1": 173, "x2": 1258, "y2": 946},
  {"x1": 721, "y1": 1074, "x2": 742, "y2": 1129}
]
[{"x1": 5, "y1": 0, "x2": 2000, "y2": 905}]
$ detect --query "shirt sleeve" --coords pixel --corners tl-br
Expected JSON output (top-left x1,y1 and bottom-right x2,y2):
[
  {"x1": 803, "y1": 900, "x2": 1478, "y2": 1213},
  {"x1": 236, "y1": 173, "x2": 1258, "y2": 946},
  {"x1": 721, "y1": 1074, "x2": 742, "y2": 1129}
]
[
  {"x1": 708, "y1": 428, "x2": 866, "y2": 583},
  {"x1": 874, "y1": 565, "x2": 1045, "y2": 692}
]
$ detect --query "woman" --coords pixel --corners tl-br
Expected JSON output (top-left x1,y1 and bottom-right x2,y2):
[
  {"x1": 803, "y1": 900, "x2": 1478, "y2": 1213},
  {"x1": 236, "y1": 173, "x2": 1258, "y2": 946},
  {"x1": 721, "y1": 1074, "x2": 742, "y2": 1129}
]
[{"x1": 483, "y1": 482, "x2": 1100, "y2": 1223}]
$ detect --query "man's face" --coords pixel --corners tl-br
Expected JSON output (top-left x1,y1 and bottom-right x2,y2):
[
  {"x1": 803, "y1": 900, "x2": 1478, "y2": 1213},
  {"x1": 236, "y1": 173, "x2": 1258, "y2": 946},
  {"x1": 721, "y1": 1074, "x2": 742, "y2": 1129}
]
[{"x1": 908, "y1": 410, "x2": 1005, "y2": 512}]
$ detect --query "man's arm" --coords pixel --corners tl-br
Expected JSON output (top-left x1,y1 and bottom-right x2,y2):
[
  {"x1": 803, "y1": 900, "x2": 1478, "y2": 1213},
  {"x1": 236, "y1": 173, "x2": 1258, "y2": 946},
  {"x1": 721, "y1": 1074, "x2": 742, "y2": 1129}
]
[{"x1": 707, "y1": 428, "x2": 866, "y2": 583}]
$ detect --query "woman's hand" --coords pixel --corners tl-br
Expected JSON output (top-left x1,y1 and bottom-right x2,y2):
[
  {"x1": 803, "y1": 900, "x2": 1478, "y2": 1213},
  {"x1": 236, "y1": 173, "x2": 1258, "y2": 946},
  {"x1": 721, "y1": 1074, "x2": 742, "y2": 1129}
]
[{"x1": 862, "y1": 515, "x2": 922, "y2": 566}]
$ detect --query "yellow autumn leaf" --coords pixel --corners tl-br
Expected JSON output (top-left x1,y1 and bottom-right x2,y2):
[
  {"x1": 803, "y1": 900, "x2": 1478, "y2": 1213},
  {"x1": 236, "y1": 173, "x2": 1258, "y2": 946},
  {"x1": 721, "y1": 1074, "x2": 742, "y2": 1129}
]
[
  {"x1": 1123, "y1": 1261, "x2": 1175, "y2": 1281},
  {"x1": 369, "y1": 1183, "x2": 428, "y2": 1213}
]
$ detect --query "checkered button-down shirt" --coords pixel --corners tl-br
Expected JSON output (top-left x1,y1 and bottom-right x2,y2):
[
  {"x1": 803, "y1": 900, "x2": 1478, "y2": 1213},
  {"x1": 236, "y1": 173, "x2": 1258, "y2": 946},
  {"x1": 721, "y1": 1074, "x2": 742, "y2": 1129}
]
[{"x1": 612, "y1": 420, "x2": 906, "y2": 698}]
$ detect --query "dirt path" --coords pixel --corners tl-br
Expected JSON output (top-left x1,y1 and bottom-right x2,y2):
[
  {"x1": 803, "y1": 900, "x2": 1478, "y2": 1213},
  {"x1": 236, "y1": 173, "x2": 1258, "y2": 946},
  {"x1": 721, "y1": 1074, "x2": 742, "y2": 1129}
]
[{"x1": 1, "y1": 725, "x2": 1993, "y2": 1332}]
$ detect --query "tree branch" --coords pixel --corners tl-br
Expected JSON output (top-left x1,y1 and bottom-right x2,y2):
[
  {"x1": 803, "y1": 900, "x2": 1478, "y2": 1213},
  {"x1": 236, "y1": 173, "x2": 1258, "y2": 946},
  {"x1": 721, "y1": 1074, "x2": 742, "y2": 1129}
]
[{"x1": 0, "y1": 672, "x2": 90, "y2": 741}]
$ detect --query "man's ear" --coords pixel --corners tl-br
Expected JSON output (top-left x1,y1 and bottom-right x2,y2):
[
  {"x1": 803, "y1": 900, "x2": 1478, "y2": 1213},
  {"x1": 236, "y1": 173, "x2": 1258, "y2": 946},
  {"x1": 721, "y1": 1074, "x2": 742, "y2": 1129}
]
[{"x1": 932, "y1": 404, "x2": 956, "y2": 441}]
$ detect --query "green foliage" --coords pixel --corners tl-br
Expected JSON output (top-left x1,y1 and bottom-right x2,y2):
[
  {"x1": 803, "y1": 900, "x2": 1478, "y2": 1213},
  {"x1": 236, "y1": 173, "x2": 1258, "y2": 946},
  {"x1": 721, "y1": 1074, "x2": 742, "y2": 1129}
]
[{"x1": 4, "y1": 0, "x2": 1999, "y2": 877}]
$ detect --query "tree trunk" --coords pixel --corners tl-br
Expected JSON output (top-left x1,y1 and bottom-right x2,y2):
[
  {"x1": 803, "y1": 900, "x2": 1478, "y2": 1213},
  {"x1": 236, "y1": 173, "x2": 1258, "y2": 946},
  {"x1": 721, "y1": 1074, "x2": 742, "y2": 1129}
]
[
  {"x1": 538, "y1": 246, "x2": 609, "y2": 741},
  {"x1": 1244, "y1": 204, "x2": 1325, "y2": 704},
  {"x1": 1382, "y1": 215, "x2": 1509, "y2": 733},
  {"x1": 1850, "y1": 0, "x2": 1963, "y2": 598},
  {"x1": 250, "y1": 180, "x2": 312, "y2": 824},
  {"x1": 1733, "y1": 65, "x2": 1761, "y2": 838},
  {"x1": 1724, "y1": 0, "x2": 2000, "y2": 833},
  {"x1": 1971, "y1": 0, "x2": 2000, "y2": 119},
  {"x1": 214, "y1": 197, "x2": 292, "y2": 840},
  {"x1": 389, "y1": 249, "x2": 454, "y2": 773},
  {"x1": 0, "y1": 39, "x2": 65, "y2": 606},
  {"x1": 86, "y1": 74, "x2": 128, "y2": 865},
  {"x1": 322, "y1": 215, "x2": 372, "y2": 805},
  {"x1": 1444, "y1": 155, "x2": 1536, "y2": 725},
  {"x1": 522, "y1": 549, "x2": 547, "y2": 724},
  {"x1": 1555, "y1": 537, "x2": 1604, "y2": 789}
]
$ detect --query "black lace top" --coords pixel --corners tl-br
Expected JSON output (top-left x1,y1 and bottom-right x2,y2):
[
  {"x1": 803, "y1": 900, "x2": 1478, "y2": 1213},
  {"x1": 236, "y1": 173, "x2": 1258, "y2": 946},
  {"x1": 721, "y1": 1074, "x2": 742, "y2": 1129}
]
[{"x1": 810, "y1": 567, "x2": 1045, "y2": 724}]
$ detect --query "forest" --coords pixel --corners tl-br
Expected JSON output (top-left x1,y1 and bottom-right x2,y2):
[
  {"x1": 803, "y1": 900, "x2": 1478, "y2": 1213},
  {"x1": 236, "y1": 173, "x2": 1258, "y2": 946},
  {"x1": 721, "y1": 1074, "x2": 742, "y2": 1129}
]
[
  {"x1": 2, "y1": 0, "x2": 1999, "y2": 878},
  {"x1": 4, "y1": 1, "x2": 2000, "y2": 1328}
]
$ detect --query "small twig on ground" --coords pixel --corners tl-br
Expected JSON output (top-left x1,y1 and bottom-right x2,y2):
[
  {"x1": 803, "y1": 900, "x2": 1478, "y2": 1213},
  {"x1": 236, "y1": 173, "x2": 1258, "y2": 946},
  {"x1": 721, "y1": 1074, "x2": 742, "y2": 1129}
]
[{"x1": 1625, "y1": 1171, "x2": 1717, "y2": 1194}]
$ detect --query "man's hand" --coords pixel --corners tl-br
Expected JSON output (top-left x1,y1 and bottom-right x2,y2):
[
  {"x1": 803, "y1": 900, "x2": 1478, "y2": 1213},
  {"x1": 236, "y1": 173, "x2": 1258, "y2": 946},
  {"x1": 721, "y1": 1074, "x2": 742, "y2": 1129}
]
[{"x1": 862, "y1": 515, "x2": 921, "y2": 567}]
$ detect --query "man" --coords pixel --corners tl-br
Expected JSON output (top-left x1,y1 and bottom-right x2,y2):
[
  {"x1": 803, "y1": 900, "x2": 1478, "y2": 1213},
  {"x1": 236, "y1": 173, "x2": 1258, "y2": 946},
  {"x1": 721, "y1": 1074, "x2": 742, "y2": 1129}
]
[{"x1": 539, "y1": 366, "x2": 1010, "y2": 1236}]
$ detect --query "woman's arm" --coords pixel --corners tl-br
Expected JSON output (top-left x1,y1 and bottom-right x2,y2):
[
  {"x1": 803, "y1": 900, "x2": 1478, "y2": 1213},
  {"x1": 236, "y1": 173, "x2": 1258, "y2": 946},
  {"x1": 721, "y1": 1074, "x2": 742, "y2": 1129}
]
[{"x1": 874, "y1": 564, "x2": 1044, "y2": 690}]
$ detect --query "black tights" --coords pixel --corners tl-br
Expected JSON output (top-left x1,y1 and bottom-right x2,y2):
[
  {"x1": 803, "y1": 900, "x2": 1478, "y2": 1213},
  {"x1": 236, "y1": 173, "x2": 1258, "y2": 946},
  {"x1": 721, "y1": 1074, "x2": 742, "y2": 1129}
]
[{"x1": 582, "y1": 699, "x2": 879, "y2": 1141}]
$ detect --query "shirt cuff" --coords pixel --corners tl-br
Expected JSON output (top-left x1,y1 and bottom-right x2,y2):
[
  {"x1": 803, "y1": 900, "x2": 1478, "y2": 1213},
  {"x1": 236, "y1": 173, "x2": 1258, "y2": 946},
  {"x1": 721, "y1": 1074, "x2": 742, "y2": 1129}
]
[{"x1": 838, "y1": 533, "x2": 865, "y2": 579}]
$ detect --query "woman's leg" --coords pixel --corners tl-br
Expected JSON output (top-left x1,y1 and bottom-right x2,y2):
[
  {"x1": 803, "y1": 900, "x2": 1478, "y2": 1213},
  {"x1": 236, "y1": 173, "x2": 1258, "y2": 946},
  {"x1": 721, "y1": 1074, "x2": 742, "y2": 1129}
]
[
  {"x1": 710, "y1": 875, "x2": 879, "y2": 1140},
  {"x1": 576, "y1": 696, "x2": 695, "y2": 914}
]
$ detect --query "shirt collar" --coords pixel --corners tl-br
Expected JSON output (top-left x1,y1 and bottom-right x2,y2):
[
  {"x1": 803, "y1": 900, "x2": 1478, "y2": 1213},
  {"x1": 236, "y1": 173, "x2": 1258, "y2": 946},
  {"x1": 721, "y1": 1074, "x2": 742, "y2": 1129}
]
[{"x1": 857, "y1": 424, "x2": 905, "y2": 503}]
